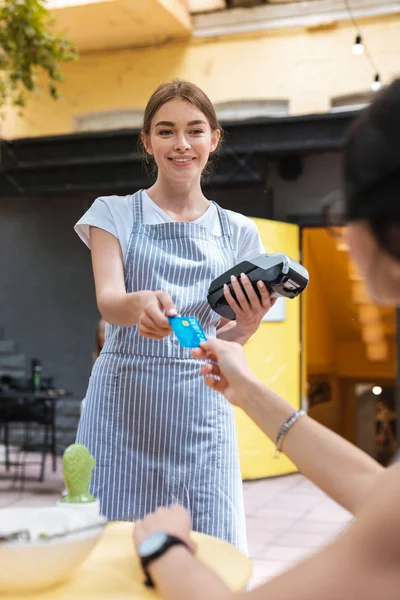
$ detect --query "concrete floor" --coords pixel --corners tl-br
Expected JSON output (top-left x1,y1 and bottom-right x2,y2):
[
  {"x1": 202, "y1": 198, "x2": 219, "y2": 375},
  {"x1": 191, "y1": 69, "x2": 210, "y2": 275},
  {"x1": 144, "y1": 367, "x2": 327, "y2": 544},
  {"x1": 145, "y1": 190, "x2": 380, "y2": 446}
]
[{"x1": 0, "y1": 452, "x2": 352, "y2": 588}]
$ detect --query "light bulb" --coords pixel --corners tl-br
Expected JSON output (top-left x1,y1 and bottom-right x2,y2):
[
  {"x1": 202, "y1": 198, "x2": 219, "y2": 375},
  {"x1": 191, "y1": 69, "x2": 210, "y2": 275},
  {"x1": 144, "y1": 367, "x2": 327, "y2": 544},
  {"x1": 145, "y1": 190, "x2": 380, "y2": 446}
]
[
  {"x1": 371, "y1": 73, "x2": 382, "y2": 92},
  {"x1": 352, "y1": 34, "x2": 364, "y2": 55},
  {"x1": 372, "y1": 385, "x2": 382, "y2": 396}
]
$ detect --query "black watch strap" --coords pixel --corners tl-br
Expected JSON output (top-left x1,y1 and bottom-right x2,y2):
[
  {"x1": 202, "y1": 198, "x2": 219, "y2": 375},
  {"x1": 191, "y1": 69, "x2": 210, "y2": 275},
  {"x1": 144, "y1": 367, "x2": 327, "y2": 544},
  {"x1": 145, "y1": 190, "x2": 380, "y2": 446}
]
[{"x1": 141, "y1": 535, "x2": 189, "y2": 588}]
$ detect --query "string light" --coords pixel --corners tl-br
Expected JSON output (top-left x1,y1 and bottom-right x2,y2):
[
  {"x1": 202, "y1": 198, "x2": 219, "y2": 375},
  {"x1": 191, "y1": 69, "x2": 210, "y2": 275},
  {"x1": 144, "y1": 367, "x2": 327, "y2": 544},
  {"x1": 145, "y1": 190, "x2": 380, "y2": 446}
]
[
  {"x1": 352, "y1": 33, "x2": 364, "y2": 56},
  {"x1": 343, "y1": 0, "x2": 382, "y2": 89},
  {"x1": 371, "y1": 73, "x2": 382, "y2": 92}
]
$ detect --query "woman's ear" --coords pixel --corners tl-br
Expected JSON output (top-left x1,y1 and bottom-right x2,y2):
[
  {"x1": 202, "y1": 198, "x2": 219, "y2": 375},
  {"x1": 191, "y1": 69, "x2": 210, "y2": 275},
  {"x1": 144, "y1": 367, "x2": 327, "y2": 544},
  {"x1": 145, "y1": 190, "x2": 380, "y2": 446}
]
[
  {"x1": 141, "y1": 132, "x2": 153, "y2": 156},
  {"x1": 210, "y1": 129, "x2": 221, "y2": 153}
]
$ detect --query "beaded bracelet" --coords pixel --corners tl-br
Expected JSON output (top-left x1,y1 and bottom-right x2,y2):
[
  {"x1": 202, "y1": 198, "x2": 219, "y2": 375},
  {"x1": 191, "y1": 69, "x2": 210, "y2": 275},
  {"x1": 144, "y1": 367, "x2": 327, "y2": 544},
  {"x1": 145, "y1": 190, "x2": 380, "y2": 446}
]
[{"x1": 273, "y1": 409, "x2": 306, "y2": 459}]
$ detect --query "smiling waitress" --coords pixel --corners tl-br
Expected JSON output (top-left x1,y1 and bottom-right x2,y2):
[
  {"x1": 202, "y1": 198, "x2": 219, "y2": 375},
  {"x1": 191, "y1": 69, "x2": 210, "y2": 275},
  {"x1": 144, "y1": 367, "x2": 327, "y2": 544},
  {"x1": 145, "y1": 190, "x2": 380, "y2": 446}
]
[{"x1": 74, "y1": 79, "x2": 274, "y2": 552}]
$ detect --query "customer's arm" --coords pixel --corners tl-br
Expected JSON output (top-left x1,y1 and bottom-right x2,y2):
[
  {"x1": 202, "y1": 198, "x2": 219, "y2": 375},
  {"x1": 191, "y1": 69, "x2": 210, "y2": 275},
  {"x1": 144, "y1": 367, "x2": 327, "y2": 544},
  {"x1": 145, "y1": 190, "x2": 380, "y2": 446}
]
[
  {"x1": 136, "y1": 467, "x2": 400, "y2": 600},
  {"x1": 242, "y1": 464, "x2": 400, "y2": 600},
  {"x1": 192, "y1": 339, "x2": 383, "y2": 517},
  {"x1": 225, "y1": 376, "x2": 382, "y2": 516}
]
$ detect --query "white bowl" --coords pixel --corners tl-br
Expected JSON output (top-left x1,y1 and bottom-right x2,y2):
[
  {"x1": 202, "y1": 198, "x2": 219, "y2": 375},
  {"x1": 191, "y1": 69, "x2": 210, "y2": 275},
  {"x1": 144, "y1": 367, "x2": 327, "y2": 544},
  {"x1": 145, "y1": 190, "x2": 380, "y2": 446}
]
[
  {"x1": 0, "y1": 506, "x2": 106, "y2": 593},
  {"x1": 56, "y1": 498, "x2": 101, "y2": 518}
]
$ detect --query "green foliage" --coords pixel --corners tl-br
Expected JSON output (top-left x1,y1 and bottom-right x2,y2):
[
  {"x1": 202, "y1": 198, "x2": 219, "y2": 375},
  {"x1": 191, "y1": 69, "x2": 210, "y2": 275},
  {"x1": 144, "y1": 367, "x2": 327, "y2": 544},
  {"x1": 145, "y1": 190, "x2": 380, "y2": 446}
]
[{"x1": 0, "y1": 0, "x2": 78, "y2": 111}]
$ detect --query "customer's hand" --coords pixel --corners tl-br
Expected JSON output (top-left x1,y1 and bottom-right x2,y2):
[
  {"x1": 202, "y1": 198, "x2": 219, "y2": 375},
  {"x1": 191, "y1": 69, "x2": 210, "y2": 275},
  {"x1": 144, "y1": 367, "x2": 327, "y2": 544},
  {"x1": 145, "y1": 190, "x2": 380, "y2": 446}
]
[
  {"x1": 224, "y1": 274, "x2": 276, "y2": 337},
  {"x1": 134, "y1": 505, "x2": 197, "y2": 554},
  {"x1": 192, "y1": 338, "x2": 258, "y2": 405},
  {"x1": 136, "y1": 291, "x2": 178, "y2": 340}
]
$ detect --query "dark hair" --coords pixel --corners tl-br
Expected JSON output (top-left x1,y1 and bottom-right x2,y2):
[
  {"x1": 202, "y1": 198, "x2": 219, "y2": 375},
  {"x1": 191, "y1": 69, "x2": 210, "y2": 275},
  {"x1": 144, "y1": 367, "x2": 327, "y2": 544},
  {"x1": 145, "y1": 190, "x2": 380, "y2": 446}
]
[
  {"x1": 344, "y1": 78, "x2": 400, "y2": 257},
  {"x1": 139, "y1": 79, "x2": 223, "y2": 178}
]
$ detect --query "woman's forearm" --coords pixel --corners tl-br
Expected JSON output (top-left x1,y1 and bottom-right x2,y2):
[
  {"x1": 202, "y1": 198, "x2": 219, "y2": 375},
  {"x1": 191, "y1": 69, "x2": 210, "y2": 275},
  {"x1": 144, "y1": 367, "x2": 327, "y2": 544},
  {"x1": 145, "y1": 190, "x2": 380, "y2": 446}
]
[
  {"x1": 216, "y1": 321, "x2": 253, "y2": 345},
  {"x1": 237, "y1": 379, "x2": 383, "y2": 516},
  {"x1": 97, "y1": 290, "x2": 149, "y2": 327},
  {"x1": 148, "y1": 546, "x2": 232, "y2": 600},
  {"x1": 146, "y1": 474, "x2": 400, "y2": 600}
]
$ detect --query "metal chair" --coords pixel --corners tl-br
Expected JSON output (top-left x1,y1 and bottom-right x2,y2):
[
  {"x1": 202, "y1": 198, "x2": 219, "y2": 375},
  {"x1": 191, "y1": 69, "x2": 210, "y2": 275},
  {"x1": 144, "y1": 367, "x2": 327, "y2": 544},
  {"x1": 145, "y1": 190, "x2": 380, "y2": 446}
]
[{"x1": 0, "y1": 380, "x2": 57, "y2": 483}]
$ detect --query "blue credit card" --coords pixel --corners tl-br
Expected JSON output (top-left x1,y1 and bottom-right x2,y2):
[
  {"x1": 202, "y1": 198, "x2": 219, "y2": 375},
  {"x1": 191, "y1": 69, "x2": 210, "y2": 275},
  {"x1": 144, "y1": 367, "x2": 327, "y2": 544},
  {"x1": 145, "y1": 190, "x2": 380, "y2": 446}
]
[{"x1": 168, "y1": 316, "x2": 207, "y2": 348}]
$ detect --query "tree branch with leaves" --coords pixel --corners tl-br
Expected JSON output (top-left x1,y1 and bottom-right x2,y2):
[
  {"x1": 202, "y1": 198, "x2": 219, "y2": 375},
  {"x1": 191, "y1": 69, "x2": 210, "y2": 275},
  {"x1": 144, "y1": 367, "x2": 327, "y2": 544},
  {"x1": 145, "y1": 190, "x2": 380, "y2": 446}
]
[{"x1": 0, "y1": 0, "x2": 78, "y2": 111}]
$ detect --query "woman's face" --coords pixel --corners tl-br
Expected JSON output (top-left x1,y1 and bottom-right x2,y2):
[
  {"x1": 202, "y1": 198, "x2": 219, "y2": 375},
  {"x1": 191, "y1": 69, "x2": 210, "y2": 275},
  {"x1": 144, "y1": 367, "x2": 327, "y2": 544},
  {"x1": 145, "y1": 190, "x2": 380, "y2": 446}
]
[
  {"x1": 142, "y1": 98, "x2": 220, "y2": 184},
  {"x1": 347, "y1": 222, "x2": 400, "y2": 305}
]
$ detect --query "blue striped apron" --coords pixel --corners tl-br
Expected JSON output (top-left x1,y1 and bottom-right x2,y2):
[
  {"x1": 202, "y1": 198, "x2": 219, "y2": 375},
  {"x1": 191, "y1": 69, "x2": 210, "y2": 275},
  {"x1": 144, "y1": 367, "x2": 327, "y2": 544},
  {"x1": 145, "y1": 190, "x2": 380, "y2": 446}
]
[{"x1": 76, "y1": 190, "x2": 247, "y2": 552}]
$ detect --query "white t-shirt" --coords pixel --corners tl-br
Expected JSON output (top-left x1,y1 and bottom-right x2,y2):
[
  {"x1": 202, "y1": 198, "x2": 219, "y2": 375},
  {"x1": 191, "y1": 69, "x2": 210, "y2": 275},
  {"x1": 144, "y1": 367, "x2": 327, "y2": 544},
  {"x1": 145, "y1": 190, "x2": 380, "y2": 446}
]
[{"x1": 74, "y1": 190, "x2": 265, "y2": 262}]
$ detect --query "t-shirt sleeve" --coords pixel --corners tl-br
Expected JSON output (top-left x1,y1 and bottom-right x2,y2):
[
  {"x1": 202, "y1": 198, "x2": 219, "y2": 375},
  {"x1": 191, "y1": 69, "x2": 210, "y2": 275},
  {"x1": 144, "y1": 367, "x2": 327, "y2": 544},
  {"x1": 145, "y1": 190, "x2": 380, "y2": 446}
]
[
  {"x1": 74, "y1": 195, "x2": 132, "y2": 261},
  {"x1": 236, "y1": 217, "x2": 265, "y2": 262}
]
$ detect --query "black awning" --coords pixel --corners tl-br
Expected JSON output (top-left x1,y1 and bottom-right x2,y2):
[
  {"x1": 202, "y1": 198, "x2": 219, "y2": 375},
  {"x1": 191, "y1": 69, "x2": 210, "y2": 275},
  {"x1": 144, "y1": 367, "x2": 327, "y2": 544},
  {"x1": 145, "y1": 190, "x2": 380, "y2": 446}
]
[{"x1": 0, "y1": 109, "x2": 358, "y2": 197}]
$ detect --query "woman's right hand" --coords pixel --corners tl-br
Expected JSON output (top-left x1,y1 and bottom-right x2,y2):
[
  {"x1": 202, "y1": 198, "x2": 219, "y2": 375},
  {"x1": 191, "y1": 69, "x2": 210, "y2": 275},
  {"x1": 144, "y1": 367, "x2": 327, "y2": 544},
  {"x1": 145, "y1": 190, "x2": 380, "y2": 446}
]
[
  {"x1": 192, "y1": 338, "x2": 258, "y2": 405},
  {"x1": 136, "y1": 291, "x2": 178, "y2": 340}
]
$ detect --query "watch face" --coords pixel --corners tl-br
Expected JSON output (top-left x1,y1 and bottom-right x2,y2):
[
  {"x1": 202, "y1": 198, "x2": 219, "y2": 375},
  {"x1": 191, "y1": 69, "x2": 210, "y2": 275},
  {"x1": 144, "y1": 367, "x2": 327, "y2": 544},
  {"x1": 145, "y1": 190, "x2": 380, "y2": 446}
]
[{"x1": 139, "y1": 531, "x2": 168, "y2": 558}]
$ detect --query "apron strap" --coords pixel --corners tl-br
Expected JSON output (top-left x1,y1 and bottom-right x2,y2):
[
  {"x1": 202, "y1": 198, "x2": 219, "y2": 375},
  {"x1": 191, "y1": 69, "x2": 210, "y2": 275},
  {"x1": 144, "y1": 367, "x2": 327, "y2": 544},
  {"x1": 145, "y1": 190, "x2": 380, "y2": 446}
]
[
  {"x1": 213, "y1": 202, "x2": 231, "y2": 237},
  {"x1": 213, "y1": 202, "x2": 235, "y2": 254},
  {"x1": 132, "y1": 189, "x2": 144, "y2": 224}
]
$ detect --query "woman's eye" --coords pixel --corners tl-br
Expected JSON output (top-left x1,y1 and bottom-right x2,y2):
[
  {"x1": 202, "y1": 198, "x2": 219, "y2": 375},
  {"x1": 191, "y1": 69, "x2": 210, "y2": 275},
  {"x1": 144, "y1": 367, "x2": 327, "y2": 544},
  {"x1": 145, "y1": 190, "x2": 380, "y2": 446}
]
[
  {"x1": 190, "y1": 129, "x2": 204, "y2": 135},
  {"x1": 159, "y1": 129, "x2": 172, "y2": 136}
]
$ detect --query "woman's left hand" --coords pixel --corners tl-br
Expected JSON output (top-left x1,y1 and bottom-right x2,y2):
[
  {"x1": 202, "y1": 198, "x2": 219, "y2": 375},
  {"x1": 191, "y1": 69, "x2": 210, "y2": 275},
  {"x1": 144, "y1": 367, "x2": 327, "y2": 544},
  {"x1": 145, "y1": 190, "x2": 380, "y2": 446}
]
[
  {"x1": 224, "y1": 274, "x2": 276, "y2": 337},
  {"x1": 134, "y1": 505, "x2": 197, "y2": 555}
]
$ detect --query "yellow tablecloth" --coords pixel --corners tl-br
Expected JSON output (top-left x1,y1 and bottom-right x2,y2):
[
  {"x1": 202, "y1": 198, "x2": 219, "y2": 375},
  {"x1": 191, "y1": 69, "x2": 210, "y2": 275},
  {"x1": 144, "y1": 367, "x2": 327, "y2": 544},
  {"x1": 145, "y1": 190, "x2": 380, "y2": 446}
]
[{"x1": 5, "y1": 523, "x2": 251, "y2": 599}]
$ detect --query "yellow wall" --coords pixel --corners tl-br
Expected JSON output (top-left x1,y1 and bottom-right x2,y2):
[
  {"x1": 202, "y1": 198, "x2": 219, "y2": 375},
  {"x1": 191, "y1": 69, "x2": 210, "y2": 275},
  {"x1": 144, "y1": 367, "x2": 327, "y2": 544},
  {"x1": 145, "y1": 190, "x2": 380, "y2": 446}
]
[
  {"x1": 337, "y1": 342, "x2": 397, "y2": 380},
  {"x1": 303, "y1": 239, "x2": 335, "y2": 374},
  {"x1": 303, "y1": 229, "x2": 397, "y2": 382},
  {"x1": 302, "y1": 228, "x2": 397, "y2": 438},
  {"x1": 237, "y1": 218, "x2": 301, "y2": 479},
  {"x1": 302, "y1": 237, "x2": 341, "y2": 433},
  {"x1": 4, "y1": 14, "x2": 400, "y2": 138}
]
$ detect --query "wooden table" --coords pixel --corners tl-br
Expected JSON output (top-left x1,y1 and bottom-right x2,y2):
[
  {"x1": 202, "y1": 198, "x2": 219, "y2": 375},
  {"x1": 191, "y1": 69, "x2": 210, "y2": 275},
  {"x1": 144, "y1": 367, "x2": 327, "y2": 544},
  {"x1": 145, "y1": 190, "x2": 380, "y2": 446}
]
[{"x1": 4, "y1": 522, "x2": 252, "y2": 599}]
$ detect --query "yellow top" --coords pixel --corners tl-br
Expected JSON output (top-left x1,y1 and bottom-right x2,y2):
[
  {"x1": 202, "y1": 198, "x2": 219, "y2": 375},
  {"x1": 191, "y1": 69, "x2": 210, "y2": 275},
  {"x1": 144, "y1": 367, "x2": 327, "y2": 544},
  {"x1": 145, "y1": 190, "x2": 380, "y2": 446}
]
[{"x1": 5, "y1": 523, "x2": 251, "y2": 599}]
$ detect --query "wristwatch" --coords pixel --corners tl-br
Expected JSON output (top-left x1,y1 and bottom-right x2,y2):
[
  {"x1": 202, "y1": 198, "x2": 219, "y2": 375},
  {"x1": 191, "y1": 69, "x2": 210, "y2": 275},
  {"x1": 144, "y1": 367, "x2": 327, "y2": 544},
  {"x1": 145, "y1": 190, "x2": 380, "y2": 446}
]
[{"x1": 138, "y1": 531, "x2": 190, "y2": 587}]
